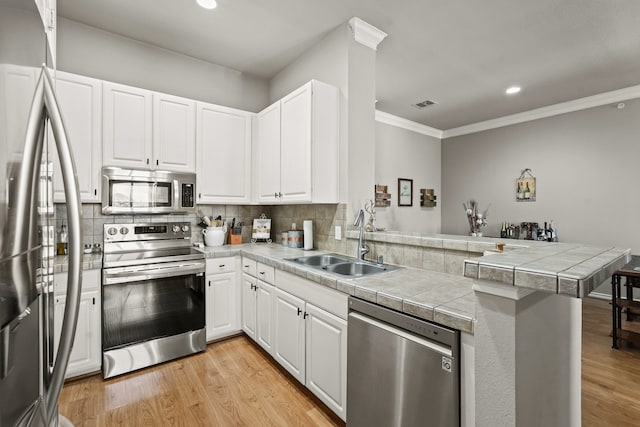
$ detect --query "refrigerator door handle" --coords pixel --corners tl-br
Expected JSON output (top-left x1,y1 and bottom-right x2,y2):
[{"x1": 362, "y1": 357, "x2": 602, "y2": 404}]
[{"x1": 22, "y1": 65, "x2": 83, "y2": 424}]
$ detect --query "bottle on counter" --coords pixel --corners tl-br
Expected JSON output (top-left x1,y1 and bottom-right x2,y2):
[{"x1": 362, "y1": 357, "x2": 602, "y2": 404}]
[
  {"x1": 500, "y1": 222, "x2": 507, "y2": 238},
  {"x1": 57, "y1": 223, "x2": 68, "y2": 255}
]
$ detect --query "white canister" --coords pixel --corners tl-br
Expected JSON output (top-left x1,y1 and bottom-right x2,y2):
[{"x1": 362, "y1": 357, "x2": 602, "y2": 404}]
[{"x1": 202, "y1": 225, "x2": 227, "y2": 246}]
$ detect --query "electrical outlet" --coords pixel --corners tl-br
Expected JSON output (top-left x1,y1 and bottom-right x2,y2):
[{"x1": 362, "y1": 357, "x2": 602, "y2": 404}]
[{"x1": 335, "y1": 226, "x2": 342, "y2": 240}]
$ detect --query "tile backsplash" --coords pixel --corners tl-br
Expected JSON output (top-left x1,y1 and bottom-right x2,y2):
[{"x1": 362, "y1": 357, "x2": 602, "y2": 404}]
[{"x1": 54, "y1": 203, "x2": 347, "y2": 252}]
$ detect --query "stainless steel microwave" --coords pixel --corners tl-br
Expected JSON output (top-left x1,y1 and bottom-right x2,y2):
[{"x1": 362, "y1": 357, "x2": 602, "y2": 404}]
[{"x1": 102, "y1": 167, "x2": 196, "y2": 215}]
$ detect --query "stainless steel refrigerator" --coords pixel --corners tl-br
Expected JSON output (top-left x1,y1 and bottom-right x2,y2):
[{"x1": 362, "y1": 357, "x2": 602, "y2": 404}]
[{"x1": 0, "y1": 1, "x2": 83, "y2": 426}]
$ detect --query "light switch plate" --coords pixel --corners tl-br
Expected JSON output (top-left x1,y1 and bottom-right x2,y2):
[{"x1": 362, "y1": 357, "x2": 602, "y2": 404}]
[{"x1": 335, "y1": 226, "x2": 342, "y2": 240}]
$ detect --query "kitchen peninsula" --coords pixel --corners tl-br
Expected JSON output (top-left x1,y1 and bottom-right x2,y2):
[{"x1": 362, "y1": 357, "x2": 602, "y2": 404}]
[{"x1": 54, "y1": 229, "x2": 628, "y2": 427}]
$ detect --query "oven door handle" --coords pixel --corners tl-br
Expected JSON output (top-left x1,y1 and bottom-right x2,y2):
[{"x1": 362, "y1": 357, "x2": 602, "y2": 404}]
[{"x1": 103, "y1": 262, "x2": 205, "y2": 285}]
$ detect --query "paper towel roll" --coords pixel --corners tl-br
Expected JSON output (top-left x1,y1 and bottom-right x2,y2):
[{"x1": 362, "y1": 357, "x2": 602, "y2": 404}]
[{"x1": 303, "y1": 220, "x2": 313, "y2": 250}]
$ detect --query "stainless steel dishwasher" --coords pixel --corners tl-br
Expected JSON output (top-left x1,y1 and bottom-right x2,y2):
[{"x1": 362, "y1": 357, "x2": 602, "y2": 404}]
[{"x1": 347, "y1": 297, "x2": 460, "y2": 427}]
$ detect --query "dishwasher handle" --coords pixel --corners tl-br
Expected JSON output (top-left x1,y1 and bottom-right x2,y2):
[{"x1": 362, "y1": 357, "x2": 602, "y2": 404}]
[{"x1": 349, "y1": 312, "x2": 453, "y2": 357}]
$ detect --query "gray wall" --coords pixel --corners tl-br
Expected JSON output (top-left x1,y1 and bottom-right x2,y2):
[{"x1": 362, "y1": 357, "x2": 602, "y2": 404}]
[
  {"x1": 442, "y1": 98, "x2": 640, "y2": 254},
  {"x1": 57, "y1": 18, "x2": 269, "y2": 112},
  {"x1": 375, "y1": 121, "x2": 441, "y2": 233}
]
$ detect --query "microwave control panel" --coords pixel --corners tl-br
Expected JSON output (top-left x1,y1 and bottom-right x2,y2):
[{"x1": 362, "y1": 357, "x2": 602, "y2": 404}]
[{"x1": 182, "y1": 183, "x2": 194, "y2": 208}]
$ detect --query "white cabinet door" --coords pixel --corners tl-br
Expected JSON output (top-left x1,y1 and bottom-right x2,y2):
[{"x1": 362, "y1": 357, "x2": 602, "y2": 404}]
[
  {"x1": 153, "y1": 93, "x2": 195, "y2": 172},
  {"x1": 274, "y1": 288, "x2": 306, "y2": 384},
  {"x1": 54, "y1": 290, "x2": 101, "y2": 379},
  {"x1": 52, "y1": 71, "x2": 101, "y2": 202},
  {"x1": 305, "y1": 303, "x2": 348, "y2": 420},
  {"x1": 280, "y1": 82, "x2": 312, "y2": 203},
  {"x1": 241, "y1": 273, "x2": 257, "y2": 340},
  {"x1": 206, "y1": 272, "x2": 240, "y2": 341},
  {"x1": 196, "y1": 103, "x2": 252, "y2": 204},
  {"x1": 256, "y1": 102, "x2": 281, "y2": 203},
  {"x1": 255, "y1": 280, "x2": 275, "y2": 355},
  {"x1": 0, "y1": 65, "x2": 37, "y2": 159},
  {"x1": 103, "y1": 81, "x2": 152, "y2": 169}
]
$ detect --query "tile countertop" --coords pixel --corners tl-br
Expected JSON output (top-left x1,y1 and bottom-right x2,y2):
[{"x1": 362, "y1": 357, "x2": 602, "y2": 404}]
[
  {"x1": 55, "y1": 232, "x2": 632, "y2": 335},
  {"x1": 198, "y1": 244, "x2": 477, "y2": 335},
  {"x1": 346, "y1": 229, "x2": 631, "y2": 297}
]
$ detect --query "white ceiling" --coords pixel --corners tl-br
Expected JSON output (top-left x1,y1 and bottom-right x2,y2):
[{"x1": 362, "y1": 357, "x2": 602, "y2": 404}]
[{"x1": 57, "y1": 0, "x2": 640, "y2": 130}]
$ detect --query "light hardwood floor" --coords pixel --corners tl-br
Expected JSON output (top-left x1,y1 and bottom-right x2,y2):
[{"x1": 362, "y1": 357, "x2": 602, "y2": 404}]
[
  {"x1": 59, "y1": 297, "x2": 640, "y2": 426},
  {"x1": 59, "y1": 337, "x2": 343, "y2": 427}
]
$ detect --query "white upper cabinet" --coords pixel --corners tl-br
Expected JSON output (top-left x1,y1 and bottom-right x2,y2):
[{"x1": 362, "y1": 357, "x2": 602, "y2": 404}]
[
  {"x1": 103, "y1": 81, "x2": 195, "y2": 172},
  {"x1": 52, "y1": 71, "x2": 102, "y2": 202},
  {"x1": 280, "y1": 84, "x2": 312, "y2": 202},
  {"x1": 103, "y1": 81, "x2": 153, "y2": 169},
  {"x1": 196, "y1": 102, "x2": 252, "y2": 204},
  {"x1": 256, "y1": 80, "x2": 339, "y2": 204},
  {"x1": 153, "y1": 92, "x2": 196, "y2": 172},
  {"x1": 256, "y1": 102, "x2": 281, "y2": 202}
]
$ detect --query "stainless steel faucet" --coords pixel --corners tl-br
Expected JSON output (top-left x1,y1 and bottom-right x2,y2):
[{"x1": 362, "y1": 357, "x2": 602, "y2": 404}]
[{"x1": 353, "y1": 209, "x2": 370, "y2": 261}]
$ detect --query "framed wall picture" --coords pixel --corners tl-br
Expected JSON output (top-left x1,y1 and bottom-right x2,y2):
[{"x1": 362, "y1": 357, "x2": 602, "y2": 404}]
[
  {"x1": 516, "y1": 168, "x2": 536, "y2": 202},
  {"x1": 398, "y1": 178, "x2": 413, "y2": 206}
]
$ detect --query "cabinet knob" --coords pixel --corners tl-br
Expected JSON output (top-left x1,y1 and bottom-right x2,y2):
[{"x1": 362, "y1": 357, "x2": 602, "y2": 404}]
[
  {"x1": 146, "y1": 158, "x2": 149, "y2": 165},
  {"x1": 274, "y1": 192, "x2": 278, "y2": 198},
  {"x1": 303, "y1": 312, "x2": 309, "y2": 319},
  {"x1": 219, "y1": 264, "x2": 225, "y2": 268},
  {"x1": 156, "y1": 159, "x2": 159, "y2": 166},
  {"x1": 279, "y1": 192, "x2": 282, "y2": 198},
  {"x1": 259, "y1": 271, "x2": 265, "y2": 275},
  {"x1": 94, "y1": 189, "x2": 97, "y2": 196},
  {"x1": 297, "y1": 307, "x2": 302, "y2": 316},
  {"x1": 208, "y1": 281, "x2": 211, "y2": 287}
]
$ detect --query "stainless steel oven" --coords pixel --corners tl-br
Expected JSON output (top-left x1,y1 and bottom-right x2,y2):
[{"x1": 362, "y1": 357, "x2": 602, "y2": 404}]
[
  {"x1": 101, "y1": 166, "x2": 196, "y2": 215},
  {"x1": 101, "y1": 222, "x2": 206, "y2": 379}
]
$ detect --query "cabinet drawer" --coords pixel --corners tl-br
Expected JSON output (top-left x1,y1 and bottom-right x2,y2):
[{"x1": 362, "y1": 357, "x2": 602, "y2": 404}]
[
  {"x1": 242, "y1": 258, "x2": 257, "y2": 277},
  {"x1": 257, "y1": 262, "x2": 275, "y2": 284},
  {"x1": 206, "y1": 257, "x2": 236, "y2": 275}
]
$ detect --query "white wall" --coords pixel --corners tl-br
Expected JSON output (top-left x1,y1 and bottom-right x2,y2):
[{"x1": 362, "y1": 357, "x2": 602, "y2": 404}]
[
  {"x1": 374, "y1": 121, "x2": 442, "y2": 233},
  {"x1": 57, "y1": 18, "x2": 269, "y2": 112},
  {"x1": 442, "y1": 98, "x2": 640, "y2": 254}
]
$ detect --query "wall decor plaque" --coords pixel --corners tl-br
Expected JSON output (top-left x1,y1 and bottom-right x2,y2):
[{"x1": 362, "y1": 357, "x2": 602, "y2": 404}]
[{"x1": 516, "y1": 169, "x2": 536, "y2": 202}]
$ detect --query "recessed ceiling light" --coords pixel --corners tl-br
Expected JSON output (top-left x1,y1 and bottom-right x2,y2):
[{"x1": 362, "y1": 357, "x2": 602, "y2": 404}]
[
  {"x1": 506, "y1": 86, "x2": 521, "y2": 95},
  {"x1": 197, "y1": 0, "x2": 217, "y2": 9}
]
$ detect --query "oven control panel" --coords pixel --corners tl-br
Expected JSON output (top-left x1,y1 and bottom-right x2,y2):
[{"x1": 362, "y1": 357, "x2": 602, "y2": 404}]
[{"x1": 104, "y1": 222, "x2": 191, "y2": 242}]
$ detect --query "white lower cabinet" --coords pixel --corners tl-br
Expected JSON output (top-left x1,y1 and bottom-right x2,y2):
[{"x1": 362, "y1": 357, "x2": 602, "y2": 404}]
[
  {"x1": 205, "y1": 257, "x2": 241, "y2": 341},
  {"x1": 241, "y1": 273, "x2": 257, "y2": 340},
  {"x1": 273, "y1": 285, "x2": 348, "y2": 420},
  {"x1": 255, "y1": 280, "x2": 275, "y2": 355},
  {"x1": 304, "y1": 303, "x2": 347, "y2": 419},
  {"x1": 274, "y1": 288, "x2": 306, "y2": 383},
  {"x1": 240, "y1": 263, "x2": 347, "y2": 420},
  {"x1": 53, "y1": 269, "x2": 101, "y2": 379},
  {"x1": 241, "y1": 259, "x2": 276, "y2": 356}
]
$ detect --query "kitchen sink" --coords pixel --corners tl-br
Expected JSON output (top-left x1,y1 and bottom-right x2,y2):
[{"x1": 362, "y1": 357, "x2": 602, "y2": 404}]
[
  {"x1": 286, "y1": 254, "x2": 402, "y2": 277},
  {"x1": 324, "y1": 262, "x2": 389, "y2": 276},
  {"x1": 288, "y1": 254, "x2": 350, "y2": 266}
]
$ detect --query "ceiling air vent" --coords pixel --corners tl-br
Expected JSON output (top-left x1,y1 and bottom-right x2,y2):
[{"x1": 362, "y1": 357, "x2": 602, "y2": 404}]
[{"x1": 413, "y1": 99, "x2": 437, "y2": 109}]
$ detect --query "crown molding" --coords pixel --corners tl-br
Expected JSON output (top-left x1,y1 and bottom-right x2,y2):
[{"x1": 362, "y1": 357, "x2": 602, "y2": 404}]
[
  {"x1": 375, "y1": 110, "x2": 444, "y2": 139},
  {"x1": 348, "y1": 17, "x2": 387, "y2": 51},
  {"x1": 442, "y1": 84, "x2": 640, "y2": 139}
]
